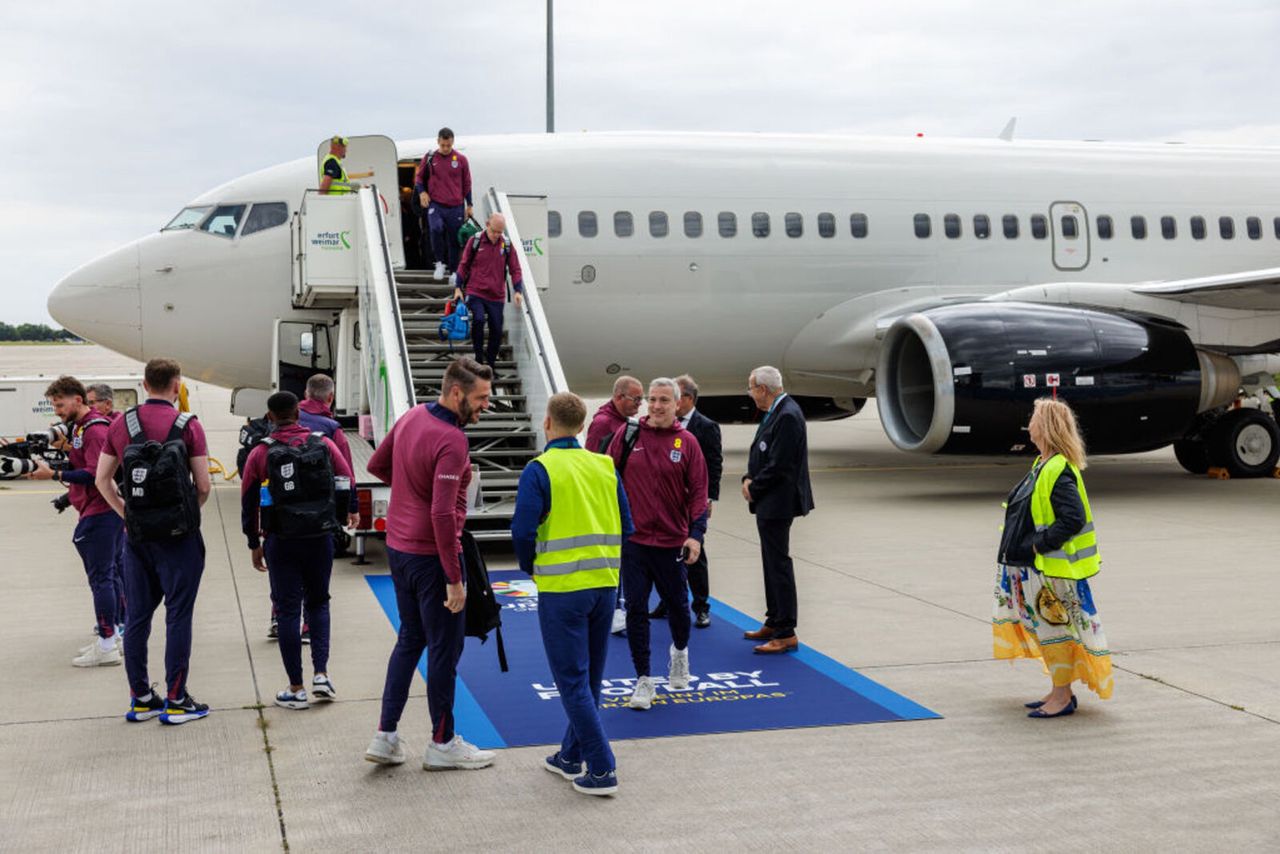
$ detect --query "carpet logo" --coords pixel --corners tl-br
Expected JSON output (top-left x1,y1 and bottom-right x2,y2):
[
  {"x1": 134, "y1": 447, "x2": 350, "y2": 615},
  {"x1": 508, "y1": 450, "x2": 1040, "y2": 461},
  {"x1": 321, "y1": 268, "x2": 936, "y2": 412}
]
[
  {"x1": 531, "y1": 670, "x2": 785, "y2": 708},
  {"x1": 493, "y1": 579, "x2": 539, "y2": 612}
]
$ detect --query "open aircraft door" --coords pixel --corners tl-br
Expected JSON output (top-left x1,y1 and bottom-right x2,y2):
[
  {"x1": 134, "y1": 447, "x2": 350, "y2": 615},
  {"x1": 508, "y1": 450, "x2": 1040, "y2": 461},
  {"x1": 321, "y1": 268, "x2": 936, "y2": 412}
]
[
  {"x1": 315, "y1": 135, "x2": 404, "y2": 269},
  {"x1": 1049, "y1": 200, "x2": 1090, "y2": 271},
  {"x1": 271, "y1": 319, "x2": 334, "y2": 400},
  {"x1": 505, "y1": 194, "x2": 550, "y2": 291}
]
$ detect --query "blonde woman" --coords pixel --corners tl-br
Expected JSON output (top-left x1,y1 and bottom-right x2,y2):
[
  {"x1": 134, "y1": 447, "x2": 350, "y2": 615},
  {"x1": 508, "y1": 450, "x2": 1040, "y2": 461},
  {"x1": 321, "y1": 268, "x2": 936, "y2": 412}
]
[{"x1": 993, "y1": 398, "x2": 1113, "y2": 717}]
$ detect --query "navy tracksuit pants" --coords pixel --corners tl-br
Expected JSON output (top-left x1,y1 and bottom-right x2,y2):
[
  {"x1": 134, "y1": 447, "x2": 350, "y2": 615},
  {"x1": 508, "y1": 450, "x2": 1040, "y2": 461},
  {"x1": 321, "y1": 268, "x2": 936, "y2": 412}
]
[
  {"x1": 379, "y1": 548, "x2": 466, "y2": 743},
  {"x1": 539, "y1": 586, "x2": 616, "y2": 774},
  {"x1": 264, "y1": 534, "x2": 333, "y2": 686},
  {"x1": 112, "y1": 523, "x2": 127, "y2": 628},
  {"x1": 427, "y1": 203, "x2": 465, "y2": 270},
  {"x1": 467, "y1": 295, "x2": 505, "y2": 367},
  {"x1": 622, "y1": 541, "x2": 691, "y2": 677},
  {"x1": 74, "y1": 512, "x2": 122, "y2": 638},
  {"x1": 123, "y1": 531, "x2": 205, "y2": 699}
]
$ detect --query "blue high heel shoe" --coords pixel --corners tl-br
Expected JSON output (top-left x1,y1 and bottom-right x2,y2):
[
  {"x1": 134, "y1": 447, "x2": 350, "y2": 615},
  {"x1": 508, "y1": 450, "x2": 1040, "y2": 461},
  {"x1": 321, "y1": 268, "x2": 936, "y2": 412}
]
[{"x1": 1027, "y1": 695, "x2": 1078, "y2": 718}]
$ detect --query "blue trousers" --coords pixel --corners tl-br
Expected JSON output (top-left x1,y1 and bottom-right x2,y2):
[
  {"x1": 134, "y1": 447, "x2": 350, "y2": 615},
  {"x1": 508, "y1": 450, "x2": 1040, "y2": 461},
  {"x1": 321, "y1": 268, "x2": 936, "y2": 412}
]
[
  {"x1": 113, "y1": 523, "x2": 127, "y2": 628},
  {"x1": 264, "y1": 534, "x2": 333, "y2": 686},
  {"x1": 427, "y1": 203, "x2": 465, "y2": 270},
  {"x1": 622, "y1": 541, "x2": 691, "y2": 677},
  {"x1": 74, "y1": 512, "x2": 122, "y2": 638},
  {"x1": 539, "y1": 586, "x2": 616, "y2": 773},
  {"x1": 379, "y1": 548, "x2": 466, "y2": 743},
  {"x1": 123, "y1": 531, "x2": 205, "y2": 699},
  {"x1": 467, "y1": 295, "x2": 505, "y2": 367}
]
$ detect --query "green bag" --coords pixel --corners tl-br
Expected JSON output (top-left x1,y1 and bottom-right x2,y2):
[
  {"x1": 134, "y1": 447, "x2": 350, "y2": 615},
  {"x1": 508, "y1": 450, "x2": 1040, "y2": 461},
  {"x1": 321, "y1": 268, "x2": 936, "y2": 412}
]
[{"x1": 457, "y1": 218, "x2": 482, "y2": 246}]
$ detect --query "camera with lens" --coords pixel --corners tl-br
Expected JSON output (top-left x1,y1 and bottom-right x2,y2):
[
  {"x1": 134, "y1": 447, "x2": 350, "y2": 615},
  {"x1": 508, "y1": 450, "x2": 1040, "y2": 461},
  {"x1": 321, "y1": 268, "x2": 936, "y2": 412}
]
[{"x1": 0, "y1": 428, "x2": 71, "y2": 483}]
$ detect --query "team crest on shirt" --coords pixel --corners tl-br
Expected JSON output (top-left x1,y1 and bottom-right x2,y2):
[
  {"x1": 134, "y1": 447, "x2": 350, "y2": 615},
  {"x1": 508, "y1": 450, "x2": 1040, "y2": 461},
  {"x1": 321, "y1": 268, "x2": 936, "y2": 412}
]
[{"x1": 670, "y1": 449, "x2": 682, "y2": 463}]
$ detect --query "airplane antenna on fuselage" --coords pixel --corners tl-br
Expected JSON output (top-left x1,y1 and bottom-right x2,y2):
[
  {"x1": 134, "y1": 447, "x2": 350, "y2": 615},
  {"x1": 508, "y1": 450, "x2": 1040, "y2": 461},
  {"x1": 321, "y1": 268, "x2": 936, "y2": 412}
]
[{"x1": 998, "y1": 117, "x2": 1017, "y2": 142}]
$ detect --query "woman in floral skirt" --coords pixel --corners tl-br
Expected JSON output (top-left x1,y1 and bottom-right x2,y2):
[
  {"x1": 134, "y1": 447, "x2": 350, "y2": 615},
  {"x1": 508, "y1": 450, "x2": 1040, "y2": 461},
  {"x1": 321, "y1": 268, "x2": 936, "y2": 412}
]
[{"x1": 993, "y1": 398, "x2": 1112, "y2": 717}]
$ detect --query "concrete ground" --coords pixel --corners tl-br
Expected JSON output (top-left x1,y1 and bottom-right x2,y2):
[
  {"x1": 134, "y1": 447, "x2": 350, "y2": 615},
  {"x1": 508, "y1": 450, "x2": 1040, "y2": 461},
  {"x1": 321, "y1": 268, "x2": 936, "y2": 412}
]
[{"x1": 2, "y1": 344, "x2": 1278, "y2": 852}]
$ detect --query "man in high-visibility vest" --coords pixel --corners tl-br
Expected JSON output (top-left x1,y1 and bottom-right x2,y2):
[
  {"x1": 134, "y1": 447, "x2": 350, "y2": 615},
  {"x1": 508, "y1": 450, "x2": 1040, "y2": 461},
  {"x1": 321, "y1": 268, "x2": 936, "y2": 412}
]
[
  {"x1": 319, "y1": 136, "x2": 374, "y2": 195},
  {"x1": 512, "y1": 392, "x2": 634, "y2": 797}
]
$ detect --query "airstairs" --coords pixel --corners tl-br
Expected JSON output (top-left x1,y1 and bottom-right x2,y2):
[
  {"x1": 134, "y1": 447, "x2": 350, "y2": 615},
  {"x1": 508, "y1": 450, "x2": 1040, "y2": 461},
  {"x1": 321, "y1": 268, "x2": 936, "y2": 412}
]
[{"x1": 291, "y1": 183, "x2": 566, "y2": 541}]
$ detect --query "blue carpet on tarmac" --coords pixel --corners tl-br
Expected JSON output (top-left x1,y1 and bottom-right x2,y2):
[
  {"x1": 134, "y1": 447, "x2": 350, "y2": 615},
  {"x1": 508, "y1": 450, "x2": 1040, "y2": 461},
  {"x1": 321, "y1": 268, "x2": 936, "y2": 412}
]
[{"x1": 367, "y1": 569, "x2": 939, "y2": 749}]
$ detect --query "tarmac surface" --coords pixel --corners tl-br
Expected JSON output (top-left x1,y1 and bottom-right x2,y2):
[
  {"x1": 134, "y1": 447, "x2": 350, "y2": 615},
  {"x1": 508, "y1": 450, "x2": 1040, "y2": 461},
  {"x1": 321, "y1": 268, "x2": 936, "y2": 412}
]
[{"x1": 2, "y1": 344, "x2": 1279, "y2": 852}]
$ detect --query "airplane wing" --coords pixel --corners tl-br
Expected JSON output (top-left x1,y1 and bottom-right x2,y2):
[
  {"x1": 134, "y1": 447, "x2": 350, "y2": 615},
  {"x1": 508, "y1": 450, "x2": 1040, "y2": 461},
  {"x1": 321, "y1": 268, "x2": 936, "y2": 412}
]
[{"x1": 1130, "y1": 266, "x2": 1280, "y2": 311}]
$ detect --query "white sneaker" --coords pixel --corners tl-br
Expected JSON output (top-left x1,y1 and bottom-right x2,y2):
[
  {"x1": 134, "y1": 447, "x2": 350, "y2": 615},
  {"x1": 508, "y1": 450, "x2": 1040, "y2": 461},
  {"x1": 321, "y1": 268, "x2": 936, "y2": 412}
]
[
  {"x1": 668, "y1": 644, "x2": 690, "y2": 690},
  {"x1": 274, "y1": 688, "x2": 309, "y2": 710},
  {"x1": 78, "y1": 635, "x2": 122, "y2": 655},
  {"x1": 72, "y1": 642, "x2": 122, "y2": 668},
  {"x1": 629, "y1": 675, "x2": 656, "y2": 710},
  {"x1": 311, "y1": 675, "x2": 336, "y2": 702},
  {"x1": 611, "y1": 608, "x2": 627, "y2": 635},
  {"x1": 424, "y1": 734, "x2": 496, "y2": 771},
  {"x1": 433, "y1": 261, "x2": 446, "y2": 280},
  {"x1": 365, "y1": 731, "x2": 406, "y2": 765}
]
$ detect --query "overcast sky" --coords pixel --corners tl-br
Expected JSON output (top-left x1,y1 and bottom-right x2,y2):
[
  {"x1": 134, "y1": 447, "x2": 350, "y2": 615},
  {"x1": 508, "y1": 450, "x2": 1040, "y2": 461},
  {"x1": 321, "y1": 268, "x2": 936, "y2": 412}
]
[{"x1": 4, "y1": 0, "x2": 1279, "y2": 323}]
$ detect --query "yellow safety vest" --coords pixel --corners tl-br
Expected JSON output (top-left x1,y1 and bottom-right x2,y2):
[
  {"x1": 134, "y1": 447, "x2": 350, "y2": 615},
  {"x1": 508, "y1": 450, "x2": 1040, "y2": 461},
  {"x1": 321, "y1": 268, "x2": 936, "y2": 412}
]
[
  {"x1": 532, "y1": 448, "x2": 622, "y2": 593},
  {"x1": 320, "y1": 154, "x2": 352, "y2": 195},
  {"x1": 1031, "y1": 454, "x2": 1100, "y2": 580}
]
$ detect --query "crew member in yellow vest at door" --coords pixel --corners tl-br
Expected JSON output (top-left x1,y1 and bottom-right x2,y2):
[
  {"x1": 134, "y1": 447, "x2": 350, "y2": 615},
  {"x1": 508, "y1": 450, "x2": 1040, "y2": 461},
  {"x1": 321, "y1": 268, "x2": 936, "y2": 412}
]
[
  {"x1": 319, "y1": 136, "x2": 374, "y2": 195},
  {"x1": 511, "y1": 391, "x2": 633, "y2": 797},
  {"x1": 993, "y1": 397, "x2": 1113, "y2": 719}
]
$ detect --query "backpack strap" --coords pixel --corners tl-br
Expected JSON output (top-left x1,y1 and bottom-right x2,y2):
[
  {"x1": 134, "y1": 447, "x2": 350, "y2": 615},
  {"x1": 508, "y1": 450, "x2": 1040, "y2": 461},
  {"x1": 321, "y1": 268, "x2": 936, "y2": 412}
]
[
  {"x1": 166, "y1": 411, "x2": 195, "y2": 443},
  {"x1": 80, "y1": 417, "x2": 112, "y2": 432},
  {"x1": 124, "y1": 407, "x2": 146, "y2": 445},
  {"x1": 494, "y1": 625, "x2": 509, "y2": 673}
]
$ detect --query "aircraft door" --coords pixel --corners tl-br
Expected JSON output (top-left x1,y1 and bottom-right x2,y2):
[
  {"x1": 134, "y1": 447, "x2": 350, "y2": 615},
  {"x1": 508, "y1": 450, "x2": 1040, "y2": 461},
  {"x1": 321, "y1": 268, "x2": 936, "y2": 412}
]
[
  {"x1": 1049, "y1": 201, "x2": 1089, "y2": 271},
  {"x1": 272, "y1": 319, "x2": 334, "y2": 399},
  {"x1": 315, "y1": 135, "x2": 404, "y2": 269},
  {"x1": 505, "y1": 194, "x2": 550, "y2": 291}
]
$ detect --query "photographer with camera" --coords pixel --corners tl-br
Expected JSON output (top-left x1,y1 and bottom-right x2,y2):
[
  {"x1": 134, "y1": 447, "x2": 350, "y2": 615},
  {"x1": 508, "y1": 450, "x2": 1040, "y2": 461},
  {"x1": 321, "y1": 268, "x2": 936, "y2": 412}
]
[{"x1": 28, "y1": 376, "x2": 122, "y2": 668}]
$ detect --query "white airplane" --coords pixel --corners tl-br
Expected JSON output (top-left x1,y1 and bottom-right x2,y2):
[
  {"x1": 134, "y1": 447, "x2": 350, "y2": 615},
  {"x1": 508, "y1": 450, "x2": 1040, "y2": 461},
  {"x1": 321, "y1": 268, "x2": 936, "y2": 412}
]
[{"x1": 47, "y1": 132, "x2": 1280, "y2": 476}]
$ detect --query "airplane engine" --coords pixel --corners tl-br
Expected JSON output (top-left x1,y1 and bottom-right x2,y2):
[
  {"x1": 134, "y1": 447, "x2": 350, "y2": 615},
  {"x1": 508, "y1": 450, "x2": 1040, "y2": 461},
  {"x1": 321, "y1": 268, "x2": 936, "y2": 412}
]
[{"x1": 876, "y1": 302, "x2": 1242, "y2": 455}]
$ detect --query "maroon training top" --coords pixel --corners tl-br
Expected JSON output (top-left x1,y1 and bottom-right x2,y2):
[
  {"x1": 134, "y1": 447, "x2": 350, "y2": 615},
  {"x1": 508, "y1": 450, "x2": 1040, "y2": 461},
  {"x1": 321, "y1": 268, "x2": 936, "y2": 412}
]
[
  {"x1": 68, "y1": 410, "x2": 112, "y2": 517},
  {"x1": 414, "y1": 149, "x2": 472, "y2": 208},
  {"x1": 586, "y1": 401, "x2": 628, "y2": 455},
  {"x1": 367, "y1": 403, "x2": 471, "y2": 583},
  {"x1": 104, "y1": 399, "x2": 208, "y2": 459},
  {"x1": 456, "y1": 231, "x2": 523, "y2": 302},
  {"x1": 607, "y1": 416, "x2": 708, "y2": 549},
  {"x1": 240, "y1": 422, "x2": 354, "y2": 542}
]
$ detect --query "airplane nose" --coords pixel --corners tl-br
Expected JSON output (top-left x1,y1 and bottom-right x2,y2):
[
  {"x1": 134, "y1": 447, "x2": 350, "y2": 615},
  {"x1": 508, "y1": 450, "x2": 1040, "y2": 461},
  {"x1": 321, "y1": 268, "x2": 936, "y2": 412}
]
[{"x1": 47, "y1": 243, "x2": 142, "y2": 357}]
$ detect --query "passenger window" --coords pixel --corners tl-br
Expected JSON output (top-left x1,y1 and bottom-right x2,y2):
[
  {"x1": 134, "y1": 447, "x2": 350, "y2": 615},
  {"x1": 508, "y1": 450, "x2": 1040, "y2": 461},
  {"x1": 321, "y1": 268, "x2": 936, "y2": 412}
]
[
  {"x1": 974, "y1": 215, "x2": 991, "y2": 239},
  {"x1": 578, "y1": 211, "x2": 598, "y2": 238},
  {"x1": 199, "y1": 204, "x2": 247, "y2": 238},
  {"x1": 718, "y1": 211, "x2": 737, "y2": 238},
  {"x1": 1030, "y1": 215, "x2": 1047, "y2": 239},
  {"x1": 784, "y1": 213, "x2": 803, "y2": 238},
  {"x1": 944, "y1": 214, "x2": 961, "y2": 239},
  {"x1": 241, "y1": 202, "x2": 289, "y2": 237},
  {"x1": 851, "y1": 213, "x2": 868, "y2": 238},
  {"x1": 1190, "y1": 216, "x2": 1206, "y2": 240},
  {"x1": 548, "y1": 210, "x2": 562, "y2": 238},
  {"x1": 914, "y1": 214, "x2": 932, "y2": 238},
  {"x1": 1219, "y1": 216, "x2": 1235, "y2": 239},
  {"x1": 1097, "y1": 215, "x2": 1113, "y2": 240},
  {"x1": 752, "y1": 212, "x2": 770, "y2": 238},
  {"x1": 1130, "y1": 216, "x2": 1147, "y2": 240},
  {"x1": 1061, "y1": 215, "x2": 1079, "y2": 239},
  {"x1": 683, "y1": 211, "x2": 703, "y2": 238},
  {"x1": 1002, "y1": 214, "x2": 1019, "y2": 239},
  {"x1": 649, "y1": 211, "x2": 669, "y2": 238},
  {"x1": 1247, "y1": 216, "x2": 1261, "y2": 240},
  {"x1": 817, "y1": 213, "x2": 835, "y2": 238},
  {"x1": 1160, "y1": 216, "x2": 1176, "y2": 240},
  {"x1": 613, "y1": 211, "x2": 634, "y2": 238}
]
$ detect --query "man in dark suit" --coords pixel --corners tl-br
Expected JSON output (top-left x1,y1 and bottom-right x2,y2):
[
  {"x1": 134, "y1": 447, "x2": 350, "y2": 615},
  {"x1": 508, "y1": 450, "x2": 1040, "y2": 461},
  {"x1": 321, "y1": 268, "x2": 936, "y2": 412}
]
[
  {"x1": 741, "y1": 366, "x2": 814, "y2": 654},
  {"x1": 650, "y1": 374, "x2": 722, "y2": 628}
]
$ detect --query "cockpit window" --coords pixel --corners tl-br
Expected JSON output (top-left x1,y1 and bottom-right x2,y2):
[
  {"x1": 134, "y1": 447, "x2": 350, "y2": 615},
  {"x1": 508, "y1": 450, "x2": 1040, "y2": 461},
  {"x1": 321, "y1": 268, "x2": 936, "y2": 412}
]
[
  {"x1": 242, "y1": 202, "x2": 289, "y2": 236},
  {"x1": 199, "y1": 204, "x2": 248, "y2": 238},
  {"x1": 162, "y1": 206, "x2": 213, "y2": 231}
]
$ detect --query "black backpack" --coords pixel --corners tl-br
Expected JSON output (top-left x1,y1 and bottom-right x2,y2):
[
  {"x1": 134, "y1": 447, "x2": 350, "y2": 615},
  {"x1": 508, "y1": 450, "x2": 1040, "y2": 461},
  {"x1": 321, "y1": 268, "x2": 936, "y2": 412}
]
[
  {"x1": 121, "y1": 407, "x2": 201, "y2": 542},
  {"x1": 461, "y1": 529, "x2": 507, "y2": 672},
  {"x1": 599, "y1": 421, "x2": 641, "y2": 474},
  {"x1": 261, "y1": 434, "x2": 338, "y2": 539},
  {"x1": 236, "y1": 416, "x2": 272, "y2": 476}
]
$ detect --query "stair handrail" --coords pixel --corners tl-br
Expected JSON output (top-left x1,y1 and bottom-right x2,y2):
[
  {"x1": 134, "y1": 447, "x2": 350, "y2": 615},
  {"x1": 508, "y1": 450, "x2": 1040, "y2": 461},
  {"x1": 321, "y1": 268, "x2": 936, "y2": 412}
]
[{"x1": 356, "y1": 186, "x2": 415, "y2": 441}]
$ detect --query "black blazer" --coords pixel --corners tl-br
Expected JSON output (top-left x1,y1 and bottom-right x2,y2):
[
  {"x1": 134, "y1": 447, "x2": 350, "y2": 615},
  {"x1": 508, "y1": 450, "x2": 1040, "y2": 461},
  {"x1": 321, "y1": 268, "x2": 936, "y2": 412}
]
[
  {"x1": 745, "y1": 395, "x2": 814, "y2": 520},
  {"x1": 683, "y1": 409, "x2": 723, "y2": 502}
]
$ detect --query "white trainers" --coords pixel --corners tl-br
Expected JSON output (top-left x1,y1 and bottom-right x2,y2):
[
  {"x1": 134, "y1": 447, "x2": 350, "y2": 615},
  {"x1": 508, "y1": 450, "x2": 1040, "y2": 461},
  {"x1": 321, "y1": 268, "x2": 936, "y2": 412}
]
[
  {"x1": 365, "y1": 731, "x2": 406, "y2": 765},
  {"x1": 311, "y1": 675, "x2": 336, "y2": 702},
  {"x1": 274, "y1": 688, "x2": 309, "y2": 710},
  {"x1": 72, "y1": 642, "x2": 122, "y2": 668},
  {"x1": 668, "y1": 644, "x2": 690, "y2": 690},
  {"x1": 611, "y1": 608, "x2": 627, "y2": 635},
  {"x1": 424, "y1": 734, "x2": 496, "y2": 771},
  {"x1": 629, "y1": 675, "x2": 656, "y2": 710},
  {"x1": 433, "y1": 261, "x2": 446, "y2": 280},
  {"x1": 78, "y1": 635, "x2": 122, "y2": 656}
]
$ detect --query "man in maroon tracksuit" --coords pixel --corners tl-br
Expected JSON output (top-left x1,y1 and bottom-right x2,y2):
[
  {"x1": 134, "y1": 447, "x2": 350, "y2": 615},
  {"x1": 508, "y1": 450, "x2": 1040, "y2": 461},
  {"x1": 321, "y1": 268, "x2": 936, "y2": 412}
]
[
  {"x1": 607, "y1": 378, "x2": 708, "y2": 711},
  {"x1": 453, "y1": 212, "x2": 523, "y2": 376},
  {"x1": 363, "y1": 356, "x2": 498, "y2": 771},
  {"x1": 414, "y1": 127, "x2": 472, "y2": 275},
  {"x1": 586, "y1": 375, "x2": 643, "y2": 454}
]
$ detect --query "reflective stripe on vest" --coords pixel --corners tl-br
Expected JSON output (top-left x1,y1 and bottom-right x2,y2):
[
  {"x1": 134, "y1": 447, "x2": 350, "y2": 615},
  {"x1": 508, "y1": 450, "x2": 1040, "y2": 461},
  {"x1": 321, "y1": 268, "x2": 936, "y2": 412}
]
[
  {"x1": 532, "y1": 448, "x2": 622, "y2": 593},
  {"x1": 1030, "y1": 455, "x2": 1101, "y2": 580},
  {"x1": 321, "y1": 154, "x2": 352, "y2": 194}
]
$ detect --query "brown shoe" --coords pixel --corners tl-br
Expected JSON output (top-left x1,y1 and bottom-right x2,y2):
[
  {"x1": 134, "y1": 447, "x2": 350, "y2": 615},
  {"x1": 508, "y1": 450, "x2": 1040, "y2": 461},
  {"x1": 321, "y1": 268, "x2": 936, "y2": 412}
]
[
  {"x1": 743, "y1": 626, "x2": 775, "y2": 641},
  {"x1": 753, "y1": 636, "x2": 799, "y2": 654}
]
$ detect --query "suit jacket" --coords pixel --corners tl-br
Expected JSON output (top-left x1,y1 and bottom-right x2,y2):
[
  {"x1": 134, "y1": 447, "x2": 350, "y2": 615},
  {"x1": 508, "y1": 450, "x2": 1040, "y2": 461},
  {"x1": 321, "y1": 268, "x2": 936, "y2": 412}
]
[
  {"x1": 745, "y1": 395, "x2": 814, "y2": 520},
  {"x1": 683, "y1": 409, "x2": 723, "y2": 502}
]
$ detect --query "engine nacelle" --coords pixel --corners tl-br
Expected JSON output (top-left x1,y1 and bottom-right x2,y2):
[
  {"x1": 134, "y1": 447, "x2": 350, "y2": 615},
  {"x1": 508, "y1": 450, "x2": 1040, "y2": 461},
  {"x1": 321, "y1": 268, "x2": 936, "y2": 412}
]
[{"x1": 876, "y1": 302, "x2": 1241, "y2": 455}]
